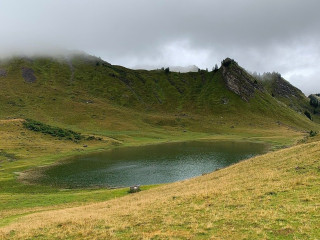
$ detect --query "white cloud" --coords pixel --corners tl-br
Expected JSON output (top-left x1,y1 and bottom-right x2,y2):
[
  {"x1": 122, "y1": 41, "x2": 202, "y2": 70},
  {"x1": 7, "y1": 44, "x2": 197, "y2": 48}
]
[{"x1": 123, "y1": 40, "x2": 214, "y2": 69}]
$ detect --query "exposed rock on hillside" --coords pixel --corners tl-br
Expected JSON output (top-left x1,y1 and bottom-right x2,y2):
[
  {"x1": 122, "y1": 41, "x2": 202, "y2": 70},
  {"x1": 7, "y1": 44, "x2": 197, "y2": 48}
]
[
  {"x1": 256, "y1": 72, "x2": 310, "y2": 114},
  {"x1": 0, "y1": 69, "x2": 7, "y2": 77},
  {"x1": 22, "y1": 68, "x2": 36, "y2": 83},
  {"x1": 261, "y1": 72, "x2": 303, "y2": 99},
  {"x1": 221, "y1": 58, "x2": 264, "y2": 101}
]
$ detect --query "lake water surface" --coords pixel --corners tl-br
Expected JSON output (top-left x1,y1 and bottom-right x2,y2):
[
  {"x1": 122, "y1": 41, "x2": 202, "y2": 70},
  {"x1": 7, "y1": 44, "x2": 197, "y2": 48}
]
[{"x1": 38, "y1": 141, "x2": 267, "y2": 188}]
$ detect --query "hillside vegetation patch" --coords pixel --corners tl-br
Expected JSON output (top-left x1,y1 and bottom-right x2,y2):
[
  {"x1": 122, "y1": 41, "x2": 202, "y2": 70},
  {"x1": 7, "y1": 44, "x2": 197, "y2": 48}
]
[{"x1": 23, "y1": 119, "x2": 82, "y2": 141}]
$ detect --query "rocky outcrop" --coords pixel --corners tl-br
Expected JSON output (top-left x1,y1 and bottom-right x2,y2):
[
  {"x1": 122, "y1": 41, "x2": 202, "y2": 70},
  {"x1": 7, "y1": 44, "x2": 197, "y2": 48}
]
[
  {"x1": 221, "y1": 58, "x2": 264, "y2": 101},
  {"x1": 0, "y1": 69, "x2": 7, "y2": 77},
  {"x1": 262, "y1": 72, "x2": 303, "y2": 99},
  {"x1": 256, "y1": 72, "x2": 310, "y2": 114},
  {"x1": 22, "y1": 68, "x2": 36, "y2": 83}
]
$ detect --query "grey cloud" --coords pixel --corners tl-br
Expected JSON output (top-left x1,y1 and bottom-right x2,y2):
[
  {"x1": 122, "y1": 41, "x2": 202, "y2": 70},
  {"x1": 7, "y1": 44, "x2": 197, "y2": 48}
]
[{"x1": 0, "y1": 0, "x2": 319, "y2": 93}]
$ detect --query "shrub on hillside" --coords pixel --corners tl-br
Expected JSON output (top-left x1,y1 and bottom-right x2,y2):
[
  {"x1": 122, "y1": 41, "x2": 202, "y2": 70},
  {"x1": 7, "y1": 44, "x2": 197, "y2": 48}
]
[
  {"x1": 221, "y1": 58, "x2": 237, "y2": 67},
  {"x1": 309, "y1": 94, "x2": 319, "y2": 108},
  {"x1": 309, "y1": 130, "x2": 318, "y2": 137},
  {"x1": 304, "y1": 111, "x2": 312, "y2": 120},
  {"x1": 23, "y1": 119, "x2": 82, "y2": 141}
]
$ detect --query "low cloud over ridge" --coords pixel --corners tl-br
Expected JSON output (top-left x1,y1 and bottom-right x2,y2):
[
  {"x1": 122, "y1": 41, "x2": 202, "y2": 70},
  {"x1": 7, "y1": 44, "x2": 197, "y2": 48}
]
[{"x1": 0, "y1": 0, "x2": 319, "y2": 94}]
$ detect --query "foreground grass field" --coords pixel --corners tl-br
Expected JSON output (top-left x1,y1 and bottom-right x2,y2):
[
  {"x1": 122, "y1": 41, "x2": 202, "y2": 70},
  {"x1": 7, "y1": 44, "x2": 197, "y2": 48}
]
[{"x1": 1, "y1": 136, "x2": 319, "y2": 239}]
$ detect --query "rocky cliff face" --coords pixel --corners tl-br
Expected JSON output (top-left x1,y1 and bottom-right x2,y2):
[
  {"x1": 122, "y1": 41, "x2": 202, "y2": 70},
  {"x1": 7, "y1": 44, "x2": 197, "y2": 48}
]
[
  {"x1": 256, "y1": 72, "x2": 310, "y2": 113},
  {"x1": 260, "y1": 72, "x2": 304, "y2": 99},
  {"x1": 220, "y1": 58, "x2": 264, "y2": 101},
  {"x1": 218, "y1": 59, "x2": 317, "y2": 121}
]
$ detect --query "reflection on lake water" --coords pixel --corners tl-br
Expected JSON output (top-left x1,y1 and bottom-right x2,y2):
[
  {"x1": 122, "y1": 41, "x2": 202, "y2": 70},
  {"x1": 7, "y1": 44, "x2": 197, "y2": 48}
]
[{"x1": 38, "y1": 141, "x2": 267, "y2": 188}]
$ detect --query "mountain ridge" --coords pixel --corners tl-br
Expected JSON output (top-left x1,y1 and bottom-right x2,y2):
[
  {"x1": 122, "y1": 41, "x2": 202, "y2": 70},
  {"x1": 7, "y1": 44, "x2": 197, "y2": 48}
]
[{"x1": 0, "y1": 53, "x2": 318, "y2": 132}]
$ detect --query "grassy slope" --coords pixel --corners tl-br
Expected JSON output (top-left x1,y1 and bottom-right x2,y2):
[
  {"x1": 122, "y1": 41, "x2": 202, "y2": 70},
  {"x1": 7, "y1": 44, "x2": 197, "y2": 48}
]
[
  {"x1": 1, "y1": 139, "x2": 319, "y2": 239},
  {"x1": 0, "y1": 55, "x2": 319, "y2": 238}
]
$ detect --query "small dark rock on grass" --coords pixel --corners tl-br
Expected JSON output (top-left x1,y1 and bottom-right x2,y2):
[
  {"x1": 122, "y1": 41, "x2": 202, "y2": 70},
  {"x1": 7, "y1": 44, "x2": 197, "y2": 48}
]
[{"x1": 129, "y1": 185, "x2": 141, "y2": 193}]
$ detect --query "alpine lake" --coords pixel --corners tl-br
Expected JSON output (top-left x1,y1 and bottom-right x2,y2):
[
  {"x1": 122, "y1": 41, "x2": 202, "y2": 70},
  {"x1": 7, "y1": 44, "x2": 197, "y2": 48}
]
[{"x1": 35, "y1": 141, "x2": 268, "y2": 188}]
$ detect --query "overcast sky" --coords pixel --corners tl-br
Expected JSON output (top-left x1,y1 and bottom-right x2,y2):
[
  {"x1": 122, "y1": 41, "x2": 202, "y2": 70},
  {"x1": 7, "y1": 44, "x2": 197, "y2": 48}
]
[{"x1": 0, "y1": 0, "x2": 319, "y2": 94}]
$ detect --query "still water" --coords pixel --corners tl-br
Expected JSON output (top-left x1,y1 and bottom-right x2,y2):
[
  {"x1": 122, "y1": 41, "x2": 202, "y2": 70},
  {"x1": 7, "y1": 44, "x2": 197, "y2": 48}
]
[{"x1": 38, "y1": 141, "x2": 267, "y2": 188}]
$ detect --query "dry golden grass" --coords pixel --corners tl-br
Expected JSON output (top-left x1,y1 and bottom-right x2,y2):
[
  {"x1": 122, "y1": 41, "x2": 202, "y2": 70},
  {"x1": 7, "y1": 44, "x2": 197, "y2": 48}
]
[{"x1": 1, "y1": 140, "x2": 319, "y2": 239}]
